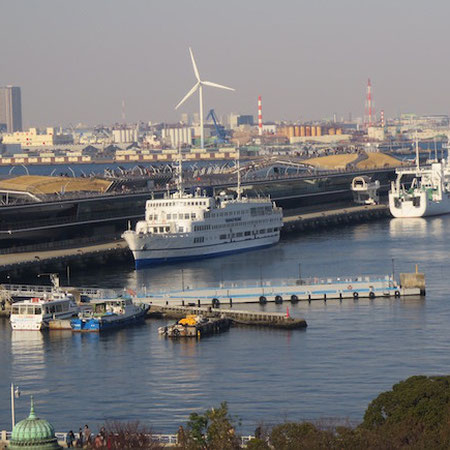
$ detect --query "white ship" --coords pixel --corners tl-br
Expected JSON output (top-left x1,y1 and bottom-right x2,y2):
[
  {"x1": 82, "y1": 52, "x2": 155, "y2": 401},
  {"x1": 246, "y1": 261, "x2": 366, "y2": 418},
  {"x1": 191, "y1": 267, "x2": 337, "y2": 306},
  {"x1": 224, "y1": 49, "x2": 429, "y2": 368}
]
[
  {"x1": 389, "y1": 159, "x2": 450, "y2": 218},
  {"x1": 122, "y1": 155, "x2": 283, "y2": 267},
  {"x1": 389, "y1": 134, "x2": 450, "y2": 218}
]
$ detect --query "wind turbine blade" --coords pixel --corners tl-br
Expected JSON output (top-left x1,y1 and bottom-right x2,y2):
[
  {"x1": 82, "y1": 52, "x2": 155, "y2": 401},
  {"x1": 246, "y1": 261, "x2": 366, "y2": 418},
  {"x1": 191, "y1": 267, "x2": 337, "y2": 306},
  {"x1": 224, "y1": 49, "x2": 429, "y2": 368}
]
[
  {"x1": 189, "y1": 47, "x2": 201, "y2": 82},
  {"x1": 175, "y1": 82, "x2": 200, "y2": 110},
  {"x1": 202, "y1": 80, "x2": 235, "y2": 91}
]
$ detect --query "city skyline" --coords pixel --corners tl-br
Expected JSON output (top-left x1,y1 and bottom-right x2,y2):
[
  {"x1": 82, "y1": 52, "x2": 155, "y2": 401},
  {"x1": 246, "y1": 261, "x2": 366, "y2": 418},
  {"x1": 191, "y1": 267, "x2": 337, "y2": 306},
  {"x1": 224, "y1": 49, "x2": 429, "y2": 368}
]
[{"x1": 2, "y1": 0, "x2": 450, "y2": 128}]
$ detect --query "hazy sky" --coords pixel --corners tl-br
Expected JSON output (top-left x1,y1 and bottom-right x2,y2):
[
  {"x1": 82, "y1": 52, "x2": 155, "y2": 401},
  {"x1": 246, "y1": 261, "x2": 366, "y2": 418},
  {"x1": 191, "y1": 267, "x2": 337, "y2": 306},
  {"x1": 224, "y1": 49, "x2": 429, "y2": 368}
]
[{"x1": 2, "y1": 0, "x2": 450, "y2": 127}]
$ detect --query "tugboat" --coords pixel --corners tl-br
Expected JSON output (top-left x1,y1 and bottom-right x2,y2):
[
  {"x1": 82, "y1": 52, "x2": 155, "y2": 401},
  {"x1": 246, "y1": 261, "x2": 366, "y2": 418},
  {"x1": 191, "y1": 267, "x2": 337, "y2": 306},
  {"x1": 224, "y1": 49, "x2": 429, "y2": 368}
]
[{"x1": 71, "y1": 297, "x2": 149, "y2": 332}]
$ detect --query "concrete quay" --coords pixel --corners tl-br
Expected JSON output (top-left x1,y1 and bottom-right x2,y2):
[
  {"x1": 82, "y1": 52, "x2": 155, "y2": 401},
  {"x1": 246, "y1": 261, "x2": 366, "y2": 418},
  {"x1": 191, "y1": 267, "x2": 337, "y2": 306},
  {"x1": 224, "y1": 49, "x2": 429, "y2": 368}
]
[
  {"x1": 0, "y1": 239, "x2": 132, "y2": 275},
  {"x1": 0, "y1": 204, "x2": 389, "y2": 275},
  {"x1": 282, "y1": 204, "x2": 389, "y2": 234}
]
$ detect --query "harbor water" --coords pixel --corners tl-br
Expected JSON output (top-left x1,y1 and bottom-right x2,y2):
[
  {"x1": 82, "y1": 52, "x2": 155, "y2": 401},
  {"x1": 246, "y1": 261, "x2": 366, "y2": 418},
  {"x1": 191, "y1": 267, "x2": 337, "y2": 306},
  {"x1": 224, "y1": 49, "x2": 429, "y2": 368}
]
[{"x1": 1, "y1": 216, "x2": 450, "y2": 433}]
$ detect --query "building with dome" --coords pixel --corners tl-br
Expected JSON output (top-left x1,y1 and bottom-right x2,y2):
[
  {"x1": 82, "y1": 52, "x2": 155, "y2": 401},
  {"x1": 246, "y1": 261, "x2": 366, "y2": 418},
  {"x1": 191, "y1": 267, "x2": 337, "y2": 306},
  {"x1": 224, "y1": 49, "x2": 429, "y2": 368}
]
[{"x1": 8, "y1": 397, "x2": 62, "y2": 449}]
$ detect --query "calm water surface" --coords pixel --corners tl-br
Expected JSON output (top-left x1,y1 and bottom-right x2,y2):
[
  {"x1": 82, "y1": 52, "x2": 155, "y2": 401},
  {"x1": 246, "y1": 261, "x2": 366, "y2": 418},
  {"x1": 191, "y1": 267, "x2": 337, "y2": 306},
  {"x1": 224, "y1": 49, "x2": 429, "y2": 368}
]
[{"x1": 1, "y1": 216, "x2": 450, "y2": 433}]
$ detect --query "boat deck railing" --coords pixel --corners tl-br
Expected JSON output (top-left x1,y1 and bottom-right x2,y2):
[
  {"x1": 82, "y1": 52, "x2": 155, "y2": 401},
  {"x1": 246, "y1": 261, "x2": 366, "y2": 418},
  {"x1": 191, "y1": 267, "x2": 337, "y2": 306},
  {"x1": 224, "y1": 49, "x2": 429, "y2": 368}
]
[{"x1": 1, "y1": 283, "x2": 111, "y2": 299}]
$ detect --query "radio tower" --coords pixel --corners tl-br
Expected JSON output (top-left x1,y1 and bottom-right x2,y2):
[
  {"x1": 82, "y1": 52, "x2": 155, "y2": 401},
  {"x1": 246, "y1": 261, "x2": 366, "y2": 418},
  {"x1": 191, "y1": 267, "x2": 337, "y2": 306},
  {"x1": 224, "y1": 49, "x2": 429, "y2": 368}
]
[
  {"x1": 258, "y1": 95, "x2": 263, "y2": 136},
  {"x1": 364, "y1": 78, "x2": 374, "y2": 128}
]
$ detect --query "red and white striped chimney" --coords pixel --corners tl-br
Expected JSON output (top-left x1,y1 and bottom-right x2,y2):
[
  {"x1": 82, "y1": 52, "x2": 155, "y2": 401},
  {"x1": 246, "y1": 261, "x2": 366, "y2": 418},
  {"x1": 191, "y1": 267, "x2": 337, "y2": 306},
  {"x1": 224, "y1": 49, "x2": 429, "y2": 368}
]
[{"x1": 258, "y1": 95, "x2": 263, "y2": 136}]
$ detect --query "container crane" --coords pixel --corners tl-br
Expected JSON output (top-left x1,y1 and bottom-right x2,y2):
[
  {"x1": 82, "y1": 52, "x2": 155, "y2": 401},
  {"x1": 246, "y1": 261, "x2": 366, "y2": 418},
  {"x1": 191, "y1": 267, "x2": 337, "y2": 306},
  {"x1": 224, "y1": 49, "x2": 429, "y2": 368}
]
[{"x1": 206, "y1": 109, "x2": 226, "y2": 143}]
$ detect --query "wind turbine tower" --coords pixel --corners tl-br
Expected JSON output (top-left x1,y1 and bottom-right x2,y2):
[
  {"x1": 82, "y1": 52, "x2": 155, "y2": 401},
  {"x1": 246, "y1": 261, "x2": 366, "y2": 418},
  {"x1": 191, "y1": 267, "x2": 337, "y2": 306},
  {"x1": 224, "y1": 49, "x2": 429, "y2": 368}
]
[{"x1": 175, "y1": 48, "x2": 235, "y2": 149}]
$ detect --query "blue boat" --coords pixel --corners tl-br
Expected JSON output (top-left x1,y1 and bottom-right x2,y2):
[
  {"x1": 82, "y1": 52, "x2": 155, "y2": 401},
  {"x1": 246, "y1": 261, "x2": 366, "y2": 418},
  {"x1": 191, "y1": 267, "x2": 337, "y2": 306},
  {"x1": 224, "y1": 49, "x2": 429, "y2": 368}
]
[{"x1": 71, "y1": 297, "x2": 149, "y2": 332}]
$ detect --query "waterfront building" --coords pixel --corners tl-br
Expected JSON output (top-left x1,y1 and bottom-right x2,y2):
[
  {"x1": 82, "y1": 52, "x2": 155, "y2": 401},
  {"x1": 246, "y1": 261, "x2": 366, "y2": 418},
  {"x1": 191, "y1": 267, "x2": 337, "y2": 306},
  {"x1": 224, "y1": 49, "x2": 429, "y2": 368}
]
[
  {"x1": 162, "y1": 126, "x2": 193, "y2": 147},
  {"x1": 237, "y1": 115, "x2": 254, "y2": 126},
  {"x1": 0, "y1": 86, "x2": 22, "y2": 132},
  {"x1": 2, "y1": 127, "x2": 73, "y2": 148},
  {"x1": 9, "y1": 397, "x2": 62, "y2": 449},
  {"x1": 112, "y1": 127, "x2": 138, "y2": 144}
]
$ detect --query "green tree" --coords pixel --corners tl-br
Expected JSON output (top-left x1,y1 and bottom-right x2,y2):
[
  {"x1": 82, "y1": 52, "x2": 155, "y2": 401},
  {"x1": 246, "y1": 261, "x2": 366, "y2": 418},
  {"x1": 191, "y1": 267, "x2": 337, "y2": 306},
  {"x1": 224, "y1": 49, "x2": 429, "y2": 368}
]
[
  {"x1": 362, "y1": 375, "x2": 450, "y2": 431},
  {"x1": 180, "y1": 402, "x2": 240, "y2": 450},
  {"x1": 269, "y1": 422, "x2": 334, "y2": 450}
]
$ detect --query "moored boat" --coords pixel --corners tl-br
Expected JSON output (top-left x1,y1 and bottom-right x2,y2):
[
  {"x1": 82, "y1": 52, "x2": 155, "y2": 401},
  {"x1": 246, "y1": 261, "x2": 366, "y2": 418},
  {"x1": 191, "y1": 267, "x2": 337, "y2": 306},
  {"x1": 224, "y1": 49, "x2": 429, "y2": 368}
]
[
  {"x1": 71, "y1": 297, "x2": 149, "y2": 332},
  {"x1": 10, "y1": 294, "x2": 78, "y2": 331},
  {"x1": 122, "y1": 150, "x2": 283, "y2": 267}
]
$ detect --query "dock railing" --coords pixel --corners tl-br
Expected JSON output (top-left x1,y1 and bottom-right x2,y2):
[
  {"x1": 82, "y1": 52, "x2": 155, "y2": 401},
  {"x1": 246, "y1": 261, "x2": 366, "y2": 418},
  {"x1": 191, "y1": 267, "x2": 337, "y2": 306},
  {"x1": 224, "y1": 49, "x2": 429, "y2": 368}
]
[
  {"x1": 1, "y1": 430, "x2": 254, "y2": 447},
  {"x1": 141, "y1": 274, "x2": 395, "y2": 296}
]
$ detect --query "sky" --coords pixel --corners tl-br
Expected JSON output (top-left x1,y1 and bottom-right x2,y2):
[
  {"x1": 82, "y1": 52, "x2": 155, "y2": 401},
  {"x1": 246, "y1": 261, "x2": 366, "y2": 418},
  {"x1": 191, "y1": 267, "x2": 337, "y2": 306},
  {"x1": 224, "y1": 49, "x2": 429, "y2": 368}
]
[{"x1": 2, "y1": 0, "x2": 450, "y2": 127}]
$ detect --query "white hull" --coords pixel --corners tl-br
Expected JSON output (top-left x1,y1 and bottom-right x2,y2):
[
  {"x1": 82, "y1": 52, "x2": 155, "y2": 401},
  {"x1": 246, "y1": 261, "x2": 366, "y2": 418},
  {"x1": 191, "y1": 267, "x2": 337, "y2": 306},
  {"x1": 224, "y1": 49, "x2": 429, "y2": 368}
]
[
  {"x1": 123, "y1": 232, "x2": 279, "y2": 266},
  {"x1": 389, "y1": 191, "x2": 450, "y2": 218},
  {"x1": 10, "y1": 310, "x2": 77, "y2": 331}
]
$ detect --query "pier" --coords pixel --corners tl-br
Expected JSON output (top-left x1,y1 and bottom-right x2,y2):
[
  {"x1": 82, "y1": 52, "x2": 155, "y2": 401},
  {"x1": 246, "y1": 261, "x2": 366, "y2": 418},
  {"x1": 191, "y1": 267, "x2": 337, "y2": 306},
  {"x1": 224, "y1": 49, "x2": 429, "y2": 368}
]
[
  {"x1": 148, "y1": 305, "x2": 307, "y2": 329},
  {"x1": 137, "y1": 271, "x2": 425, "y2": 307}
]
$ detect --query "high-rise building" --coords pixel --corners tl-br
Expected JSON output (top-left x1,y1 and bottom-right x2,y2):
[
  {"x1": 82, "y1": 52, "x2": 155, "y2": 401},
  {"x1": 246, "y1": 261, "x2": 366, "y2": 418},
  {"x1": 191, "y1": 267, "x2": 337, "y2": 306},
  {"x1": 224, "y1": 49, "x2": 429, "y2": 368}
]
[{"x1": 0, "y1": 86, "x2": 22, "y2": 132}]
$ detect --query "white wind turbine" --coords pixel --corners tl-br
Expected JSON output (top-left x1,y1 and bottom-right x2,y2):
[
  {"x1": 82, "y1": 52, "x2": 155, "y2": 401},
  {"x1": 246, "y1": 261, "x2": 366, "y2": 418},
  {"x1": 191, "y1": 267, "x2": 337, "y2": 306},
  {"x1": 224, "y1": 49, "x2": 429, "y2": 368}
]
[{"x1": 175, "y1": 47, "x2": 234, "y2": 149}]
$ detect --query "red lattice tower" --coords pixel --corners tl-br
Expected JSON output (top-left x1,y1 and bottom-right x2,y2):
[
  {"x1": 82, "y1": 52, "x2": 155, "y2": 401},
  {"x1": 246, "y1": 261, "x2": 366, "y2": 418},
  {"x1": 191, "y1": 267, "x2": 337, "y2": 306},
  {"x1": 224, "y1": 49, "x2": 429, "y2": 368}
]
[
  {"x1": 258, "y1": 95, "x2": 263, "y2": 136},
  {"x1": 364, "y1": 78, "x2": 375, "y2": 128}
]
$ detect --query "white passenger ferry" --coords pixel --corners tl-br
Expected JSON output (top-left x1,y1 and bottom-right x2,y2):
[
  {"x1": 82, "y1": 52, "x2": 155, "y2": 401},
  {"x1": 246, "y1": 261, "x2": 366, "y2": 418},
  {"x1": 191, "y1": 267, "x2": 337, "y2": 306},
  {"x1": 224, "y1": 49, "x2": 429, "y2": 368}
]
[
  {"x1": 10, "y1": 294, "x2": 78, "y2": 331},
  {"x1": 122, "y1": 155, "x2": 283, "y2": 267}
]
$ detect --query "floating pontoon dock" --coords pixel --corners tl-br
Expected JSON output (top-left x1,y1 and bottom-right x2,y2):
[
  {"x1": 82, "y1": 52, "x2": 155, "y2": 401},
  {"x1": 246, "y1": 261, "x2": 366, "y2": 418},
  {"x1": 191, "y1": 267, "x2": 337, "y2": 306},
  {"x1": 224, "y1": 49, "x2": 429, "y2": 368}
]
[{"x1": 136, "y1": 272, "x2": 425, "y2": 307}]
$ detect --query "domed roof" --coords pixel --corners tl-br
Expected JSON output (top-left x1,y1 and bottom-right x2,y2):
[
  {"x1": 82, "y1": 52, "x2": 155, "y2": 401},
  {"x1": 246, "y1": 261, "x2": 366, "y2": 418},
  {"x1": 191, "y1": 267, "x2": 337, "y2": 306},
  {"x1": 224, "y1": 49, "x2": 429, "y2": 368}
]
[{"x1": 9, "y1": 397, "x2": 61, "y2": 449}]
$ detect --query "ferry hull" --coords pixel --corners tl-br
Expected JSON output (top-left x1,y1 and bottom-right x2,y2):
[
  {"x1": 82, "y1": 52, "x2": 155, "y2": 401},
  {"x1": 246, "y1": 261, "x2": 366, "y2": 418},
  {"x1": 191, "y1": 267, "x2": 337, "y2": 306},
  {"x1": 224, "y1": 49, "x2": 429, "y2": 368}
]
[{"x1": 128, "y1": 235, "x2": 280, "y2": 268}]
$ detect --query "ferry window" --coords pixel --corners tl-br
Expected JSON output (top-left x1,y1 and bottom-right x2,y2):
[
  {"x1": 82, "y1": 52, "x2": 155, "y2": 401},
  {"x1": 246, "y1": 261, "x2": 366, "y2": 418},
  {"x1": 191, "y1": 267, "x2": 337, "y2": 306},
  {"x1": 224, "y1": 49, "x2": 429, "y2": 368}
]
[
  {"x1": 159, "y1": 227, "x2": 165, "y2": 232},
  {"x1": 220, "y1": 234, "x2": 227, "y2": 239},
  {"x1": 185, "y1": 214, "x2": 190, "y2": 219},
  {"x1": 179, "y1": 227, "x2": 184, "y2": 232},
  {"x1": 244, "y1": 231, "x2": 251, "y2": 236},
  {"x1": 236, "y1": 232, "x2": 243, "y2": 237},
  {"x1": 56, "y1": 304, "x2": 62, "y2": 313},
  {"x1": 165, "y1": 227, "x2": 170, "y2": 232},
  {"x1": 191, "y1": 213, "x2": 196, "y2": 219},
  {"x1": 12, "y1": 306, "x2": 19, "y2": 314},
  {"x1": 27, "y1": 306, "x2": 34, "y2": 314},
  {"x1": 34, "y1": 307, "x2": 41, "y2": 315},
  {"x1": 260, "y1": 229, "x2": 266, "y2": 234},
  {"x1": 267, "y1": 228, "x2": 273, "y2": 233},
  {"x1": 49, "y1": 306, "x2": 56, "y2": 314}
]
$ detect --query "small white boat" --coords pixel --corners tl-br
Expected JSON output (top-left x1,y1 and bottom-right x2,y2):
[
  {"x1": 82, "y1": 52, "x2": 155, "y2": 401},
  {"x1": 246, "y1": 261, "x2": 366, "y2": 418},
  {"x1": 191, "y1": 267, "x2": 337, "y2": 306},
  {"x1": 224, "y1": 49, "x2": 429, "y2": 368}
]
[{"x1": 10, "y1": 294, "x2": 78, "y2": 331}]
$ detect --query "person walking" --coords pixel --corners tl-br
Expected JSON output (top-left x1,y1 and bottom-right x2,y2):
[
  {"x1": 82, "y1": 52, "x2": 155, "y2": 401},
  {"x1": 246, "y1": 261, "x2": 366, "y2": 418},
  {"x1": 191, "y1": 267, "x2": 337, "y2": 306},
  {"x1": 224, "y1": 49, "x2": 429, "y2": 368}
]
[
  {"x1": 76, "y1": 428, "x2": 83, "y2": 448},
  {"x1": 83, "y1": 424, "x2": 92, "y2": 446},
  {"x1": 66, "y1": 430, "x2": 75, "y2": 448}
]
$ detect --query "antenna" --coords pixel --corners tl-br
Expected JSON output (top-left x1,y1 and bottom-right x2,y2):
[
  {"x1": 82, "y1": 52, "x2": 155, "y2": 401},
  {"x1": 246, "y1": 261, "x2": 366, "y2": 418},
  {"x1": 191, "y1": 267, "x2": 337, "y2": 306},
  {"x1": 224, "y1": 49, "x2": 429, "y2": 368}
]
[
  {"x1": 258, "y1": 96, "x2": 263, "y2": 136},
  {"x1": 236, "y1": 147, "x2": 241, "y2": 200},
  {"x1": 415, "y1": 131, "x2": 420, "y2": 171},
  {"x1": 178, "y1": 143, "x2": 183, "y2": 194},
  {"x1": 364, "y1": 78, "x2": 374, "y2": 128},
  {"x1": 122, "y1": 99, "x2": 126, "y2": 124}
]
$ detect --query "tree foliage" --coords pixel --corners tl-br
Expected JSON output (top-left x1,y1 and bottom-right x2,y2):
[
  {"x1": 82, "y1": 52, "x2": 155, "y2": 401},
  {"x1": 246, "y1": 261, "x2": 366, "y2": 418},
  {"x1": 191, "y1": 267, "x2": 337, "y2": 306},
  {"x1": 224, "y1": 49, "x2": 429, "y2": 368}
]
[
  {"x1": 179, "y1": 402, "x2": 241, "y2": 450},
  {"x1": 362, "y1": 375, "x2": 450, "y2": 431}
]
